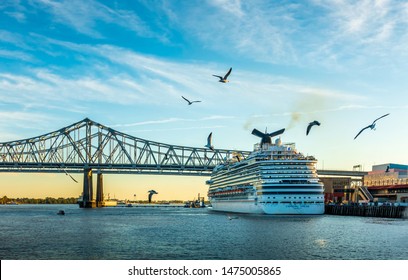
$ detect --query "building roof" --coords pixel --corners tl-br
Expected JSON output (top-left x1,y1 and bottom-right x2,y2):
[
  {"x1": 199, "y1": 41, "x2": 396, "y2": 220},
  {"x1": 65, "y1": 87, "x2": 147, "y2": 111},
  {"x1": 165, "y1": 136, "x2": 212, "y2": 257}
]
[{"x1": 372, "y1": 163, "x2": 408, "y2": 171}]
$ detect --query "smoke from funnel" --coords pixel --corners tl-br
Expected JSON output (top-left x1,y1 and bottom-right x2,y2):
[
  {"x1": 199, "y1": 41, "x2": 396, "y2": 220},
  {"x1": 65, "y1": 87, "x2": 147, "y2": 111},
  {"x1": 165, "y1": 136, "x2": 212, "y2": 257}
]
[
  {"x1": 286, "y1": 92, "x2": 327, "y2": 130},
  {"x1": 287, "y1": 112, "x2": 301, "y2": 130}
]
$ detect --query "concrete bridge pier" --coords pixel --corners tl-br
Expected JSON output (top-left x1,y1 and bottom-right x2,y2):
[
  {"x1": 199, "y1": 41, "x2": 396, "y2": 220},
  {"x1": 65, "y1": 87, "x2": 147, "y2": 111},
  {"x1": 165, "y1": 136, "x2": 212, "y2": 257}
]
[
  {"x1": 80, "y1": 168, "x2": 96, "y2": 208},
  {"x1": 96, "y1": 172, "x2": 104, "y2": 207}
]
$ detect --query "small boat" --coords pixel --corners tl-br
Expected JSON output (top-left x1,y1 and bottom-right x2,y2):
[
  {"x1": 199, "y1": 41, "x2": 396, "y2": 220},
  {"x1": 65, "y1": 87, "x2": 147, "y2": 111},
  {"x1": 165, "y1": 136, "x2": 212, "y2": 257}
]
[
  {"x1": 184, "y1": 193, "x2": 206, "y2": 208},
  {"x1": 116, "y1": 200, "x2": 127, "y2": 207},
  {"x1": 57, "y1": 210, "x2": 65, "y2": 215}
]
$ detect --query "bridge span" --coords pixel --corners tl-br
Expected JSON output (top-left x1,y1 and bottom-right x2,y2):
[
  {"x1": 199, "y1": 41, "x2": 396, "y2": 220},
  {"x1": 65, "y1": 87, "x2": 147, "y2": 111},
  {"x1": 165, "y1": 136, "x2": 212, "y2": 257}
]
[
  {"x1": 0, "y1": 118, "x2": 367, "y2": 207},
  {"x1": 0, "y1": 118, "x2": 251, "y2": 207}
]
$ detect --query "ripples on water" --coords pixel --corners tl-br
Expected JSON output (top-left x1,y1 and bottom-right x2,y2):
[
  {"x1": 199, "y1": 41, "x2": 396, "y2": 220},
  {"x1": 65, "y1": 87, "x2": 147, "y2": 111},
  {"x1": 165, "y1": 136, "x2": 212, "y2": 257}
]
[{"x1": 0, "y1": 204, "x2": 407, "y2": 260}]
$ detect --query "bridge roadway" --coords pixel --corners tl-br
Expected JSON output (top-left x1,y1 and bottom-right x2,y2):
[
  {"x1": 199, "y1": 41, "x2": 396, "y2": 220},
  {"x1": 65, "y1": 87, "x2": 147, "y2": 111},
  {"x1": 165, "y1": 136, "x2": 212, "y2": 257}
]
[
  {"x1": 0, "y1": 164, "x2": 368, "y2": 177},
  {"x1": 0, "y1": 118, "x2": 368, "y2": 207}
]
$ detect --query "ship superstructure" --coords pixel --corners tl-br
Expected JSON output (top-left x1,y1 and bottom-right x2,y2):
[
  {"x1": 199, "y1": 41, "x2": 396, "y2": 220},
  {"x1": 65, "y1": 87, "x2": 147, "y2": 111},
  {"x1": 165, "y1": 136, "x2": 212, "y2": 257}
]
[{"x1": 207, "y1": 128, "x2": 324, "y2": 214}]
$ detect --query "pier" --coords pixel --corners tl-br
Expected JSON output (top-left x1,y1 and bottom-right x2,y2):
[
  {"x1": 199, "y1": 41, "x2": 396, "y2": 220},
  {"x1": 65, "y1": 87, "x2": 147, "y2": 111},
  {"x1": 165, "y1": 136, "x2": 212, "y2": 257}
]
[{"x1": 325, "y1": 204, "x2": 407, "y2": 218}]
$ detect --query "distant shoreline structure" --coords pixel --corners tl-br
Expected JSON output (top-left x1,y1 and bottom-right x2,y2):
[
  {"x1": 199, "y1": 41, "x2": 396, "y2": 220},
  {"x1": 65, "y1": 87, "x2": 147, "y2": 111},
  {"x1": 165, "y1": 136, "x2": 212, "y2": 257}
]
[{"x1": 0, "y1": 196, "x2": 204, "y2": 205}]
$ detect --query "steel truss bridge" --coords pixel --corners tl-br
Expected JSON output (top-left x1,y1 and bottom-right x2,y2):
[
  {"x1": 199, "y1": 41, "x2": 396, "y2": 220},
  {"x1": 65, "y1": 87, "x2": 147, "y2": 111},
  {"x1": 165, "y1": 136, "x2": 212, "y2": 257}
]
[
  {"x1": 0, "y1": 118, "x2": 251, "y2": 207},
  {"x1": 0, "y1": 118, "x2": 367, "y2": 207}
]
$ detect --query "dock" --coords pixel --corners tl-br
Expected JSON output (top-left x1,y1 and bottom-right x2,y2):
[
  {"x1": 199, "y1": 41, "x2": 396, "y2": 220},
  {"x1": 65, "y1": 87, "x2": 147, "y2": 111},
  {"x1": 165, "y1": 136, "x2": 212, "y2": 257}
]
[{"x1": 325, "y1": 204, "x2": 407, "y2": 218}]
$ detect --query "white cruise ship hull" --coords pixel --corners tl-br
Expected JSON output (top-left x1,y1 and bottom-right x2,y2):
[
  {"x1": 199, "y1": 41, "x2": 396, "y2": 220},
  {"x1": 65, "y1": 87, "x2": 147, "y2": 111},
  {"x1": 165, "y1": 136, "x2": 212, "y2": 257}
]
[
  {"x1": 210, "y1": 199, "x2": 264, "y2": 214},
  {"x1": 210, "y1": 199, "x2": 324, "y2": 215}
]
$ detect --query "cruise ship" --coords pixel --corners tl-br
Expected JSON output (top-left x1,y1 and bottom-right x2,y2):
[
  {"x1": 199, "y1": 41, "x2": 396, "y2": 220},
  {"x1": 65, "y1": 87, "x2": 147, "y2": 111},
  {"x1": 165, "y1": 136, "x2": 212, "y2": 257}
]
[{"x1": 207, "y1": 128, "x2": 324, "y2": 215}]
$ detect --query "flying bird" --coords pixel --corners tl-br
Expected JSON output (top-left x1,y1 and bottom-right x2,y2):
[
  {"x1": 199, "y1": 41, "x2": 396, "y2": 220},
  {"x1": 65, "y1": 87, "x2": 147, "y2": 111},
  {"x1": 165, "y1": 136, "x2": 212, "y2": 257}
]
[
  {"x1": 205, "y1": 132, "x2": 214, "y2": 151},
  {"x1": 148, "y1": 190, "x2": 158, "y2": 203},
  {"x1": 213, "y1": 67, "x2": 232, "y2": 83},
  {"x1": 354, "y1": 113, "x2": 390, "y2": 140},
  {"x1": 306, "y1": 120, "x2": 321, "y2": 136},
  {"x1": 181, "y1": 96, "x2": 201, "y2": 105}
]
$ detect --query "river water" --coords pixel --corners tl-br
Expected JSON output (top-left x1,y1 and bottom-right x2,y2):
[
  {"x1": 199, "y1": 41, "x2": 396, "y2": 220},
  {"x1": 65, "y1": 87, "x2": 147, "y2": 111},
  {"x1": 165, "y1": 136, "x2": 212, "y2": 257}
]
[{"x1": 0, "y1": 204, "x2": 407, "y2": 260}]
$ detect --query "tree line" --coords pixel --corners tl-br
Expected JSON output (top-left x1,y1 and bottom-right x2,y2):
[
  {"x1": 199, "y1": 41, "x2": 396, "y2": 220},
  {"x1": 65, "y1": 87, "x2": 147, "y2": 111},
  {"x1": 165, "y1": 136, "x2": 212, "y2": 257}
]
[{"x1": 1, "y1": 196, "x2": 77, "y2": 204}]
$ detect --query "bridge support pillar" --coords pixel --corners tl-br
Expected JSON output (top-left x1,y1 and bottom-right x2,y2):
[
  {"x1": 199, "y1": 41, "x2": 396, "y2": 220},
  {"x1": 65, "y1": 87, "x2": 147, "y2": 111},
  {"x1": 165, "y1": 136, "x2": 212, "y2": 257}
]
[
  {"x1": 80, "y1": 168, "x2": 95, "y2": 208},
  {"x1": 96, "y1": 172, "x2": 104, "y2": 207}
]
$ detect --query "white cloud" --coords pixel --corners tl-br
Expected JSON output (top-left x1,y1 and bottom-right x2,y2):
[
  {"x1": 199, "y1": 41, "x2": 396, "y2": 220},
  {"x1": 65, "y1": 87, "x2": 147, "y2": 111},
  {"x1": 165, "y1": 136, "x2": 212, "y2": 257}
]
[
  {"x1": 0, "y1": 49, "x2": 34, "y2": 62},
  {"x1": 152, "y1": 0, "x2": 408, "y2": 70},
  {"x1": 111, "y1": 118, "x2": 185, "y2": 127},
  {"x1": 308, "y1": 0, "x2": 408, "y2": 68},
  {"x1": 0, "y1": 36, "x2": 367, "y2": 120},
  {"x1": 0, "y1": 30, "x2": 31, "y2": 49},
  {"x1": 209, "y1": 0, "x2": 245, "y2": 17},
  {"x1": 111, "y1": 115, "x2": 235, "y2": 128},
  {"x1": 34, "y1": 0, "x2": 159, "y2": 40},
  {"x1": 0, "y1": 0, "x2": 27, "y2": 22},
  {"x1": 127, "y1": 125, "x2": 226, "y2": 134},
  {"x1": 162, "y1": 1, "x2": 298, "y2": 64},
  {"x1": 0, "y1": 111, "x2": 56, "y2": 142},
  {"x1": 199, "y1": 115, "x2": 235, "y2": 121}
]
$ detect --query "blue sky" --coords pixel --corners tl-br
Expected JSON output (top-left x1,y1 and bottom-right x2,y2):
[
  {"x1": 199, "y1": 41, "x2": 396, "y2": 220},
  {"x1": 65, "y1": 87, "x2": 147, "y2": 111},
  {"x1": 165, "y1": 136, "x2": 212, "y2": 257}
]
[{"x1": 1, "y1": 0, "x2": 408, "y2": 198}]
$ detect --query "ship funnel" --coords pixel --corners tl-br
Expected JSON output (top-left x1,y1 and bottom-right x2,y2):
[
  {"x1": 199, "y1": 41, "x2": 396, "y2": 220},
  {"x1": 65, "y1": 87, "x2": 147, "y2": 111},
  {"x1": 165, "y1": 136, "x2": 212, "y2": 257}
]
[{"x1": 252, "y1": 128, "x2": 285, "y2": 145}]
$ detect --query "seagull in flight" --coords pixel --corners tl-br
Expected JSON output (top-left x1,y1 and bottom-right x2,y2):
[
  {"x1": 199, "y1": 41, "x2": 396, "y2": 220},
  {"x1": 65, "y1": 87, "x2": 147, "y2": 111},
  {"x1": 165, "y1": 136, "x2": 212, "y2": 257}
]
[
  {"x1": 213, "y1": 67, "x2": 232, "y2": 83},
  {"x1": 306, "y1": 120, "x2": 321, "y2": 136},
  {"x1": 354, "y1": 113, "x2": 390, "y2": 140},
  {"x1": 181, "y1": 96, "x2": 201, "y2": 105},
  {"x1": 205, "y1": 132, "x2": 214, "y2": 151},
  {"x1": 148, "y1": 190, "x2": 158, "y2": 203}
]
